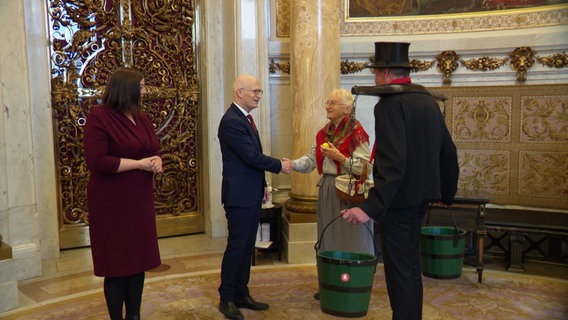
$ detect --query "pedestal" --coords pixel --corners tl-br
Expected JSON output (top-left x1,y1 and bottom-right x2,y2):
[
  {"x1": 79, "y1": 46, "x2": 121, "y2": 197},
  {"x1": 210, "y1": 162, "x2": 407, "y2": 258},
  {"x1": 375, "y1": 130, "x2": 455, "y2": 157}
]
[
  {"x1": 281, "y1": 213, "x2": 317, "y2": 264},
  {"x1": 253, "y1": 203, "x2": 283, "y2": 265}
]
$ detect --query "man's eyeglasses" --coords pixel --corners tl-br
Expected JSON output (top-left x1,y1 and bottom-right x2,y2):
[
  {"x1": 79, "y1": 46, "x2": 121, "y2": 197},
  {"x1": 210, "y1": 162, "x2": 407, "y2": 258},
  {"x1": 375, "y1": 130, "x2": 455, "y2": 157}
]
[{"x1": 241, "y1": 88, "x2": 264, "y2": 96}]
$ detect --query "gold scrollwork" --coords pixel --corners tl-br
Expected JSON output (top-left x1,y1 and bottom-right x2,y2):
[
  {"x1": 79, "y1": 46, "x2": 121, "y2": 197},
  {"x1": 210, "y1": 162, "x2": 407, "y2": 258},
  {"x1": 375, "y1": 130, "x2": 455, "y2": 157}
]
[
  {"x1": 537, "y1": 52, "x2": 568, "y2": 69},
  {"x1": 48, "y1": 0, "x2": 199, "y2": 232},
  {"x1": 460, "y1": 56, "x2": 509, "y2": 71},
  {"x1": 340, "y1": 59, "x2": 369, "y2": 74},
  {"x1": 299, "y1": 47, "x2": 567, "y2": 83},
  {"x1": 410, "y1": 59, "x2": 435, "y2": 72},
  {"x1": 509, "y1": 47, "x2": 536, "y2": 83},
  {"x1": 436, "y1": 51, "x2": 460, "y2": 85}
]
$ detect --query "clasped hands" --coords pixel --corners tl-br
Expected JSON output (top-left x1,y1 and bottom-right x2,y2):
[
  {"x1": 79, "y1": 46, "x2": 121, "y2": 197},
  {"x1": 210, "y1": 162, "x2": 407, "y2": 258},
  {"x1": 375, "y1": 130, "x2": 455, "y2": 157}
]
[{"x1": 139, "y1": 155, "x2": 163, "y2": 174}]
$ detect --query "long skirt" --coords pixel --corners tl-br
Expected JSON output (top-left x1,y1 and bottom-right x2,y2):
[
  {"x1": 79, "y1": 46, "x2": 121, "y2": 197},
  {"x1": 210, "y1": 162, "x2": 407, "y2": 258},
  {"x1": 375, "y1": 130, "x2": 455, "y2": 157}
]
[{"x1": 316, "y1": 174, "x2": 375, "y2": 255}]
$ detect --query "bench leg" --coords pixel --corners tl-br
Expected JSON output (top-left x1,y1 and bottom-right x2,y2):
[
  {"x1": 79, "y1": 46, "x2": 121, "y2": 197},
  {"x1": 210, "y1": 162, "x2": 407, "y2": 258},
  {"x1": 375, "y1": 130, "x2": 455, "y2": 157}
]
[
  {"x1": 476, "y1": 235, "x2": 484, "y2": 286},
  {"x1": 507, "y1": 232, "x2": 525, "y2": 272}
]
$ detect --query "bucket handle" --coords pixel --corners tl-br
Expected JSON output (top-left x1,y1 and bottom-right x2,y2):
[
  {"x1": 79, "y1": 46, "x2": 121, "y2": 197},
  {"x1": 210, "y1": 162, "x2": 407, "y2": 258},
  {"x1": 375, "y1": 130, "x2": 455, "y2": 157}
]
[
  {"x1": 425, "y1": 203, "x2": 461, "y2": 248},
  {"x1": 314, "y1": 214, "x2": 380, "y2": 259}
]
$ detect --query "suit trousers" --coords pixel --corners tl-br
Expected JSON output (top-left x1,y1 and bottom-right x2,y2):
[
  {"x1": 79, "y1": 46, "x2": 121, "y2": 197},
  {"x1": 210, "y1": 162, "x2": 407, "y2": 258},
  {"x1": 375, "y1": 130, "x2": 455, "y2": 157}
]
[
  {"x1": 218, "y1": 204, "x2": 261, "y2": 302},
  {"x1": 379, "y1": 202, "x2": 429, "y2": 320}
]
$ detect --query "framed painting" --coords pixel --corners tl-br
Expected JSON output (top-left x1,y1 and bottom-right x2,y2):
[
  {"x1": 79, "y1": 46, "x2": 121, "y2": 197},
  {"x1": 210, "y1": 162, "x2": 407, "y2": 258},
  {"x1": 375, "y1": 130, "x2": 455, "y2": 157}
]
[
  {"x1": 274, "y1": 0, "x2": 568, "y2": 37},
  {"x1": 342, "y1": 1, "x2": 568, "y2": 35},
  {"x1": 347, "y1": 0, "x2": 568, "y2": 18}
]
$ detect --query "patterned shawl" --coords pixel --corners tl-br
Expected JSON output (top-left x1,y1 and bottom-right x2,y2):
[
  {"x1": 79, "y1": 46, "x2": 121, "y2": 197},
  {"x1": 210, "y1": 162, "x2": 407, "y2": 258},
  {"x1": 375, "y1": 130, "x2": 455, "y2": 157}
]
[{"x1": 315, "y1": 115, "x2": 369, "y2": 175}]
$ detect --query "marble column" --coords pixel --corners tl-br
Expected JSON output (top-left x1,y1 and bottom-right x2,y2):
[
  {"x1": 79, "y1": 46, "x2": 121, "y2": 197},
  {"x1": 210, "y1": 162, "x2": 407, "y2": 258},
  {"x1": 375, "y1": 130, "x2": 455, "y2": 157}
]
[
  {"x1": 283, "y1": 0, "x2": 341, "y2": 263},
  {"x1": 0, "y1": 0, "x2": 55, "y2": 312}
]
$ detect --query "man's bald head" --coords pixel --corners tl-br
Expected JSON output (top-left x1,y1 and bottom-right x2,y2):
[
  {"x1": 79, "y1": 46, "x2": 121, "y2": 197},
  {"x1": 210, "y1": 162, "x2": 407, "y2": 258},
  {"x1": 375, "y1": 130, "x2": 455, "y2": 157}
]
[{"x1": 233, "y1": 74, "x2": 262, "y2": 113}]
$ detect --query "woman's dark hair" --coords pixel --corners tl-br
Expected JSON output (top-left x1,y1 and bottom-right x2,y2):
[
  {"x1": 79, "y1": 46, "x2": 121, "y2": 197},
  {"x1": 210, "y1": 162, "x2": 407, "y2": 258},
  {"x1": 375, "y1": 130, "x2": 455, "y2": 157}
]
[{"x1": 102, "y1": 67, "x2": 144, "y2": 115}]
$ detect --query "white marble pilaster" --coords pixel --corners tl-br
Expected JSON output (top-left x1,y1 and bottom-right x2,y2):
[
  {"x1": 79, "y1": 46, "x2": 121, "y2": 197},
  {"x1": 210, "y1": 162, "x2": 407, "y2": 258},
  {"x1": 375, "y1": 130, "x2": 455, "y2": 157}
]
[
  {"x1": 0, "y1": 0, "x2": 45, "y2": 312},
  {"x1": 24, "y1": 0, "x2": 60, "y2": 261},
  {"x1": 200, "y1": 0, "x2": 274, "y2": 238},
  {"x1": 199, "y1": 0, "x2": 228, "y2": 238}
]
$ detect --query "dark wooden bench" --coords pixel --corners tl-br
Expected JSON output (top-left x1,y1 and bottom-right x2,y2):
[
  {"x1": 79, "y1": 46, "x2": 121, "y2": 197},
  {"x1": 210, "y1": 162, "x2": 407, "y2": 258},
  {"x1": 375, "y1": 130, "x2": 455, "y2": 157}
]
[
  {"x1": 484, "y1": 208, "x2": 568, "y2": 272},
  {"x1": 427, "y1": 203, "x2": 568, "y2": 278}
]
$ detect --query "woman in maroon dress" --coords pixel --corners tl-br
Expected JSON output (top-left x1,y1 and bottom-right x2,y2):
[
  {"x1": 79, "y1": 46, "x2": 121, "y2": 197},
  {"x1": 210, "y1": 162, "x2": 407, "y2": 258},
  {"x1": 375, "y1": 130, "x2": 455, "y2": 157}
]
[{"x1": 84, "y1": 67, "x2": 162, "y2": 320}]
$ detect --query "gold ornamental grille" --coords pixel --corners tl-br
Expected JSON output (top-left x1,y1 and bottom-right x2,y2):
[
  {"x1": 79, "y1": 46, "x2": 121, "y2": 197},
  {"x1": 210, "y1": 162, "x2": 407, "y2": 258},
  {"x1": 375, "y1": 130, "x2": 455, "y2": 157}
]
[{"x1": 48, "y1": 0, "x2": 199, "y2": 234}]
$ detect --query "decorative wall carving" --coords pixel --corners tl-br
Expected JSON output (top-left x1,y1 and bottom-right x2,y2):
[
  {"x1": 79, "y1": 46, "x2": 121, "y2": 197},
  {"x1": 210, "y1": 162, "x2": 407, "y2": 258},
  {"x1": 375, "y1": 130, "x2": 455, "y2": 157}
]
[
  {"x1": 509, "y1": 47, "x2": 537, "y2": 82},
  {"x1": 460, "y1": 56, "x2": 509, "y2": 72},
  {"x1": 430, "y1": 84, "x2": 568, "y2": 210},
  {"x1": 521, "y1": 95, "x2": 568, "y2": 143},
  {"x1": 340, "y1": 59, "x2": 368, "y2": 74},
  {"x1": 436, "y1": 51, "x2": 461, "y2": 85},
  {"x1": 453, "y1": 97, "x2": 512, "y2": 143},
  {"x1": 519, "y1": 151, "x2": 568, "y2": 198},
  {"x1": 458, "y1": 150, "x2": 511, "y2": 196},
  {"x1": 410, "y1": 59, "x2": 436, "y2": 72},
  {"x1": 537, "y1": 52, "x2": 568, "y2": 68},
  {"x1": 270, "y1": 47, "x2": 567, "y2": 85}
]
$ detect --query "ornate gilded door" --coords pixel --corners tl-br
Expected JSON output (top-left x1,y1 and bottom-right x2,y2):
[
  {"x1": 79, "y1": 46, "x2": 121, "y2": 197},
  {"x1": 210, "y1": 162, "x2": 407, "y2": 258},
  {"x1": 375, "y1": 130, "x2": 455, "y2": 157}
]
[{"x1": 48, "y1": 0, "x2": 202, "y2": 249}]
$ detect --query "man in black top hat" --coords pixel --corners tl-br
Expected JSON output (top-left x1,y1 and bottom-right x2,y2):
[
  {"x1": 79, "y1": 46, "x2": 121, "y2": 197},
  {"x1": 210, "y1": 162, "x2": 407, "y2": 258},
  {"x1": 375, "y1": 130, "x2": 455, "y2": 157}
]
[{"x1": 342, "y1": 42, "x2": 459, "y2": 320}]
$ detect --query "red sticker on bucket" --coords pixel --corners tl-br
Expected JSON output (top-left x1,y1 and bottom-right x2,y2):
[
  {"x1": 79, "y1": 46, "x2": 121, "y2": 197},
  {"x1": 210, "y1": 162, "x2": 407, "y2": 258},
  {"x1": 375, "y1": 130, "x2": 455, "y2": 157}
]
[{"x1": 341, "y1": 273, "x2": 350, "y2": 282}]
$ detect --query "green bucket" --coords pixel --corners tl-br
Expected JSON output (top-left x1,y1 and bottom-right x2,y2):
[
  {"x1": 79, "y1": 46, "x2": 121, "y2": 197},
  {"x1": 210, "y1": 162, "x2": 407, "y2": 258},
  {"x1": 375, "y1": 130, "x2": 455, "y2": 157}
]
[
  {"x1": 420, "y1": 226, "x2": 467, "y2": 279},
  {"x1": 316, "y1": 250, "x2": 377, "y2": 318}
]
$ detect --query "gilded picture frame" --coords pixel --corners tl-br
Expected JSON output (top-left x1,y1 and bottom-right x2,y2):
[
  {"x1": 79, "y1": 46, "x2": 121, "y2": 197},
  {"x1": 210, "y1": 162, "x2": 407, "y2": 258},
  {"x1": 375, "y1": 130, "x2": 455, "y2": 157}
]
[
  {"x1": 342, "y1": 2, "x2": 568, "y2": 36},
  {"x1": 274, "y1": 1, "x2": 568, "y2": 37}
]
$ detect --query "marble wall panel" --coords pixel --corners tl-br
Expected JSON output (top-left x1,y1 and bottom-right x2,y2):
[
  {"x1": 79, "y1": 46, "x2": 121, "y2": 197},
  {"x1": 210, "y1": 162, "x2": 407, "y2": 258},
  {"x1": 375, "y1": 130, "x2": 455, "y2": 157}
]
[
  {"x1": 9, "y1": 205, "x2": 39, "y2": 248},
  {"x1": 0, "y1": 260, "x2": 18, "y2": 313},
  {"x1": 12, "y1": 242, "x2": 41, "y2": 280},
  {"x1": 269, "y1": 81, "x2": 294, "y2": 191}
]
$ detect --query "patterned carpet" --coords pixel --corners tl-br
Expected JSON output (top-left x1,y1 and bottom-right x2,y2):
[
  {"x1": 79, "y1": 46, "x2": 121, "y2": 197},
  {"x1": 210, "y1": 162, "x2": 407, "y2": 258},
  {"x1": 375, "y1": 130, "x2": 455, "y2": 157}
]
[{"x1": 4, "y1": 264, "x2": 568, "y2": 320}]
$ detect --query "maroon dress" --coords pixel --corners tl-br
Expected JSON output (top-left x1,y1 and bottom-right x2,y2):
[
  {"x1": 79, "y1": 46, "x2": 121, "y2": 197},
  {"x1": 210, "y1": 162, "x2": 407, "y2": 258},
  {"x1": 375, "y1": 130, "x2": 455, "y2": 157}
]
[{"x1": 84, "y1": 104, "x2": 161, "y2": 277}]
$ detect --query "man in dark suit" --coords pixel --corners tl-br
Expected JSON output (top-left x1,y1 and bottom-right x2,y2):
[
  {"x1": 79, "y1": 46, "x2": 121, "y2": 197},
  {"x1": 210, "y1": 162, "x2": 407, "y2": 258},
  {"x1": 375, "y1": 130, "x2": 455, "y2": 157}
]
[
  {"x1": 217, "y1": 74, "x2": 291, "y2": 320},
  {"x1": 342, "y1": 42, "x2": 459, "y2": 320}
]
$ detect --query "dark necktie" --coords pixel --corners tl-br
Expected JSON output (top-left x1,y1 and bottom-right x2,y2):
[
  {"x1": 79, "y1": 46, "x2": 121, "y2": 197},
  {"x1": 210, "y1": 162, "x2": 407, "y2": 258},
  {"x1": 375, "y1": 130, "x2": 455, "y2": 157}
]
[{"x1": 247, "y1": 115, "x2": 258, "y2": 134}]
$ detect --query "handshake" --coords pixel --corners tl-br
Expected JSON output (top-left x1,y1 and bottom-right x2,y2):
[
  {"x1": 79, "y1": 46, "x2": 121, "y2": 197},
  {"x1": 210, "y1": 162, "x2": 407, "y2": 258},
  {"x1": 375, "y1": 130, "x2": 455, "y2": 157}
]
[{"x1": 280, "y1": 158, "x2": 292, "y2": 174}]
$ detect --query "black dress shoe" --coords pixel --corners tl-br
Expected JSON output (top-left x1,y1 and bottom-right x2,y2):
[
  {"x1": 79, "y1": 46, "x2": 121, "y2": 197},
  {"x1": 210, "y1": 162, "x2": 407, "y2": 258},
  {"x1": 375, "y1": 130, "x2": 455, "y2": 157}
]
[
  {"x1": 218, "y1": 301, "x2": 244, "y2": 320},
  {"x1": 234, "y1": 296, "x2": 269, "y2": 311}
]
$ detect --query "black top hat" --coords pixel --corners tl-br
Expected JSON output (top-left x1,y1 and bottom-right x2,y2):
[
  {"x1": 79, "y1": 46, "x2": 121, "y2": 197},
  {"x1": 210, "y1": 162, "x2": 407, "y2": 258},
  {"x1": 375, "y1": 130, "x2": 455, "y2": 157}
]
[{"x1": 369, "y1": 42, "x2": 410, "y2": 69}]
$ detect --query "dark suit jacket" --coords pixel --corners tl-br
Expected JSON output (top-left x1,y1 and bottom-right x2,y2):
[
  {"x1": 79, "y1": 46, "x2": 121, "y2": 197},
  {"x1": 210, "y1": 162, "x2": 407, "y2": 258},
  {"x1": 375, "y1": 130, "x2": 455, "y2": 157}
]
[
  {"x1": 359, "y1": 91, "x2": 459, "y2": 219},
  {"x1": 218, "y1": 103, "x2": 282, "y2": 207}
]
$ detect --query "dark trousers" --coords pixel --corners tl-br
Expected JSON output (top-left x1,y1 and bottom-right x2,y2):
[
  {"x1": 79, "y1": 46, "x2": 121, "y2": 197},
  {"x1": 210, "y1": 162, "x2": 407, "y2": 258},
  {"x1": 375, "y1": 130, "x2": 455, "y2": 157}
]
[
  {"x1": 218, "y1": 204, "x2": 260, "y2": 302},
  {"x1": 379, "y1": 202, "x2": 429, "y2": 320}
]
